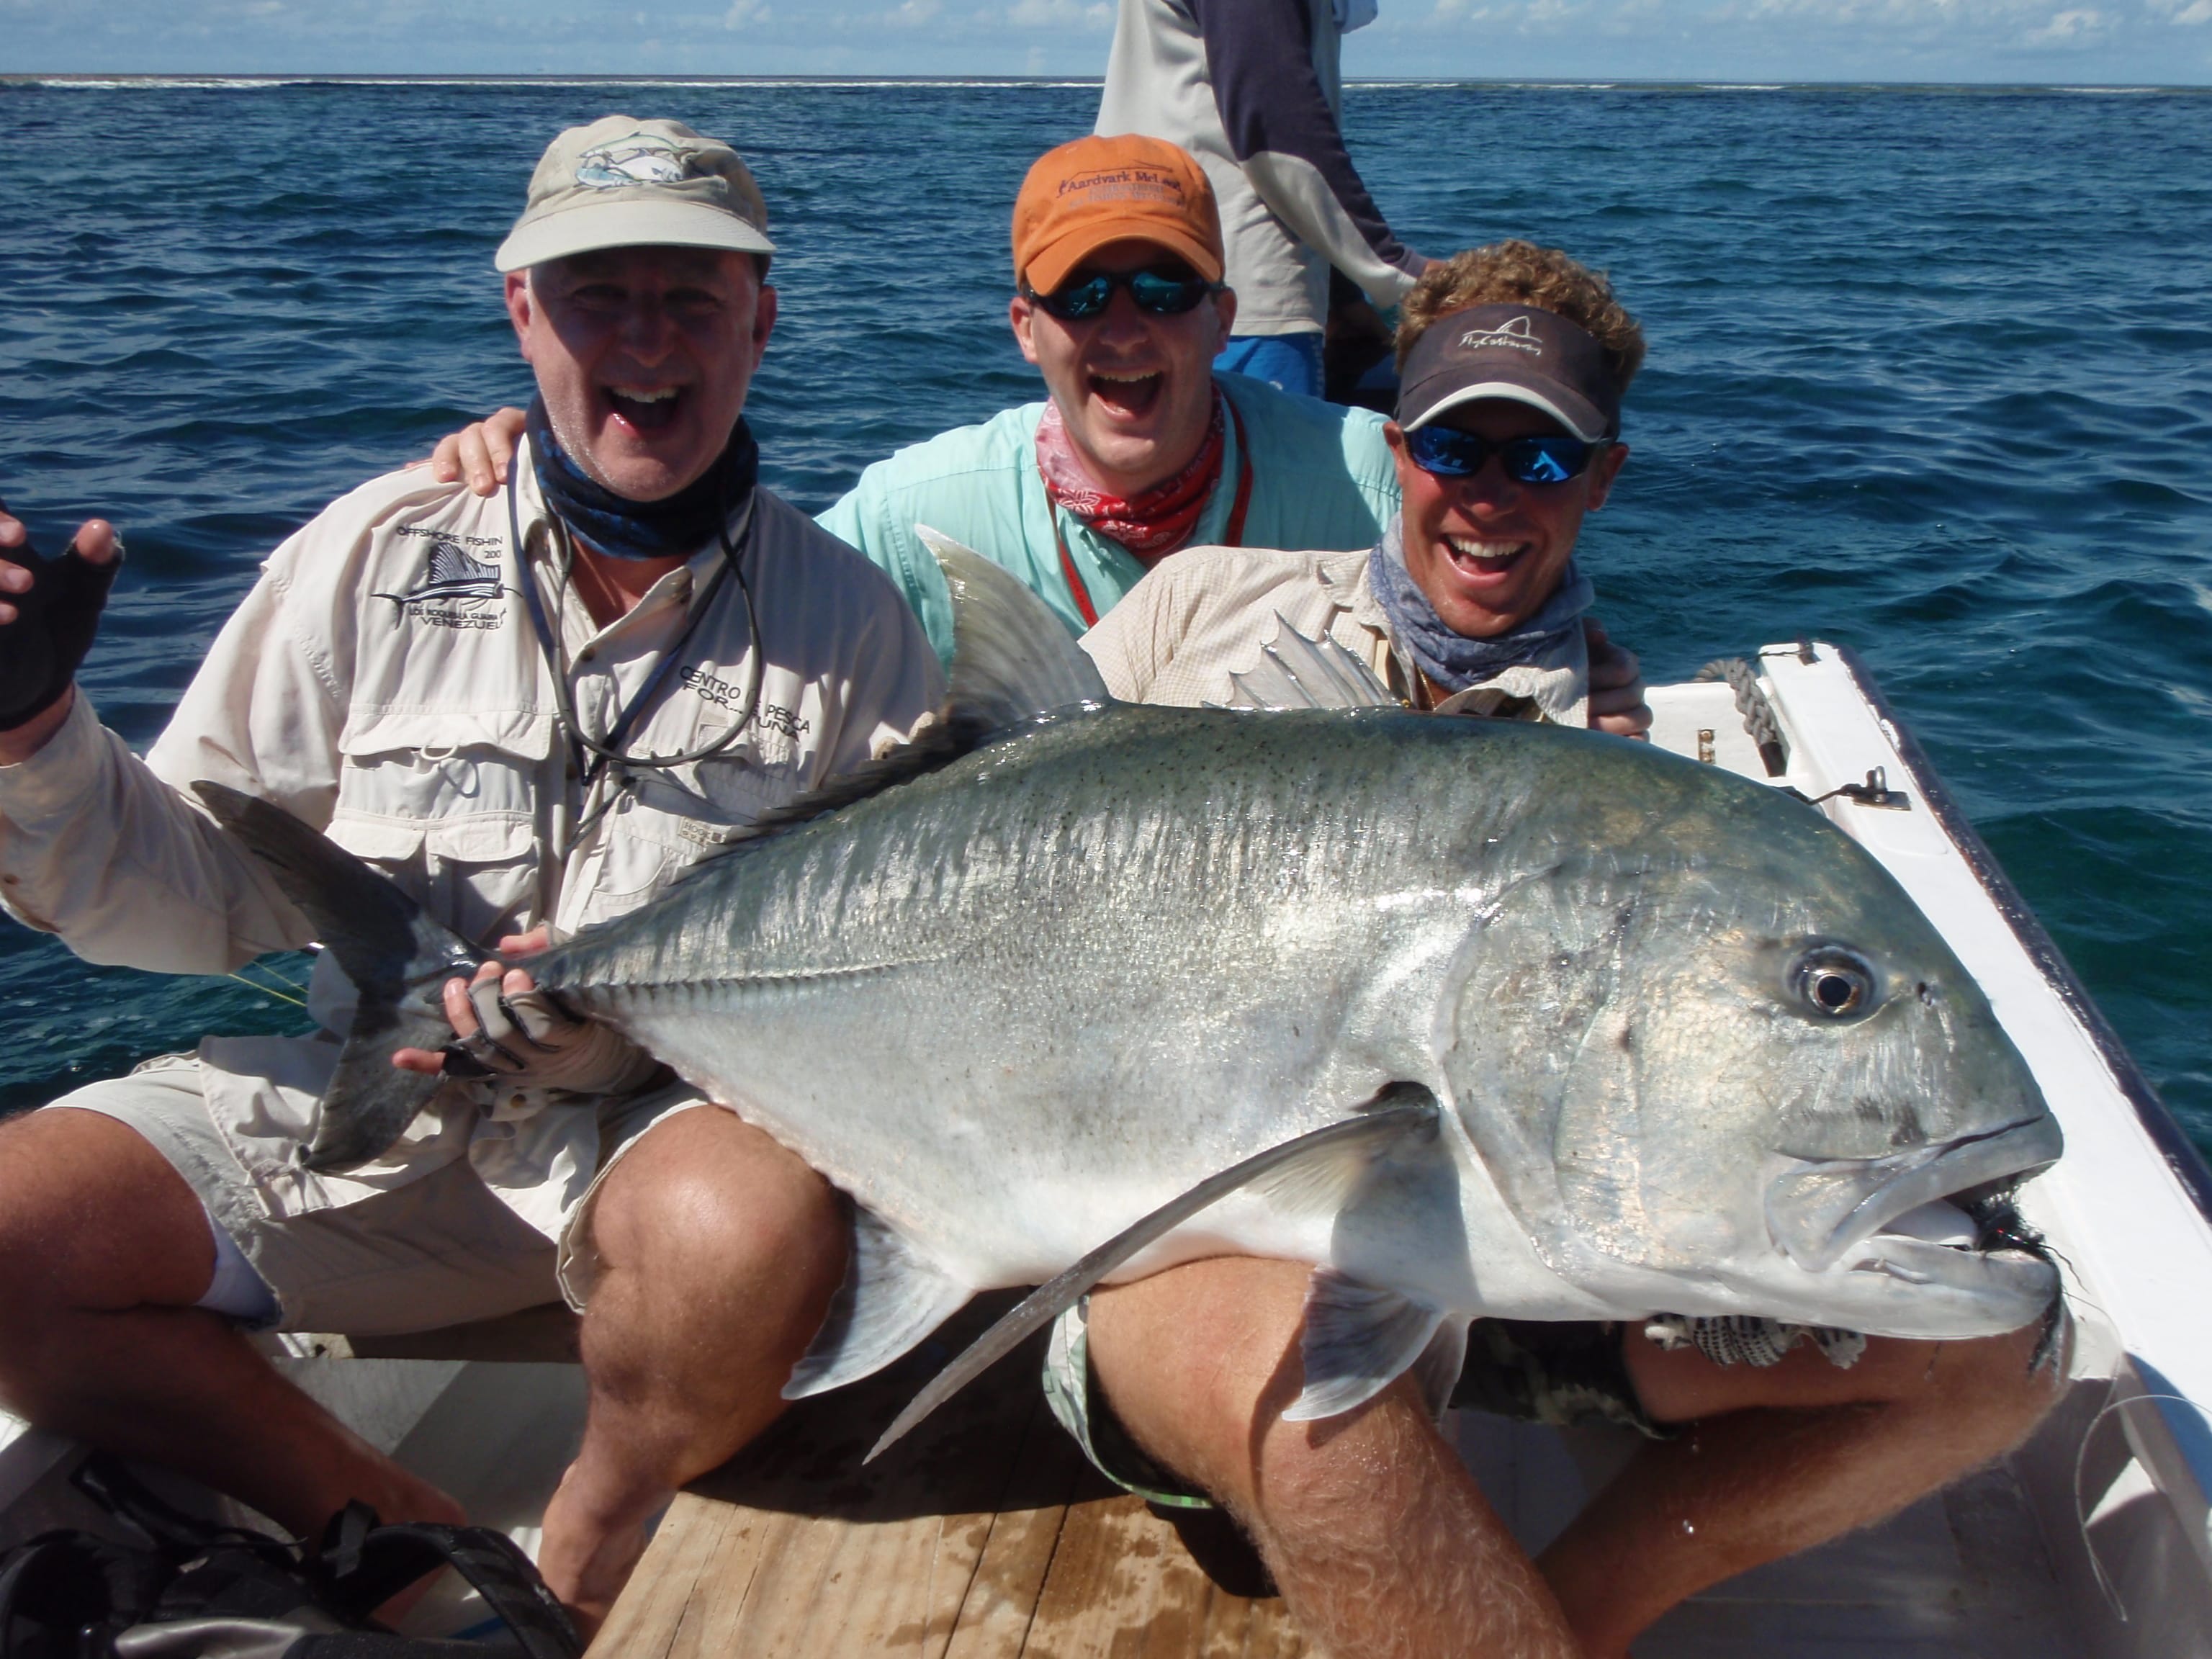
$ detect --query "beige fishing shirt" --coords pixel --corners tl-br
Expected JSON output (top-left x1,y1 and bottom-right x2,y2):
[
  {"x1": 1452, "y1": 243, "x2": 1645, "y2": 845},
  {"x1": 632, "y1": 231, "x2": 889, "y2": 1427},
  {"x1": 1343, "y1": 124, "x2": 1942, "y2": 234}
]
[
  {"x1": 1078, "y1": 543, "x2": 1589, "y2": 724},
  {"x1": 0, "y1": 459, "x2": 944, "y2": 1238}
]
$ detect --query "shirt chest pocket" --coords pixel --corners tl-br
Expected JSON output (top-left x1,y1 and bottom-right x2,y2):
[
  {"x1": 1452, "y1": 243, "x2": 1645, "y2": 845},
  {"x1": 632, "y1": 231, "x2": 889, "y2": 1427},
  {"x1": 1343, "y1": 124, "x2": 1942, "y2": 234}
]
[{"x1": 328, "y1": 708, "x2": 556, "y2": 946}]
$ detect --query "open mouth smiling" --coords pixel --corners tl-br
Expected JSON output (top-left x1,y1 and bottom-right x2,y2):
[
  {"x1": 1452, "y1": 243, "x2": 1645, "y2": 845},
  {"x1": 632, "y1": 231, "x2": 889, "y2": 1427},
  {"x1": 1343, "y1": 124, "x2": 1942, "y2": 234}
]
[
  {"x1": 1443, "y1": 534, "x2": 1532, "y2": 577},
  {"x1": 604, "y1": 384, "x2": 686, "y2": 434},
  {"x1": 1089, "y1": 367, "x2": 1165, "y2": 421}
]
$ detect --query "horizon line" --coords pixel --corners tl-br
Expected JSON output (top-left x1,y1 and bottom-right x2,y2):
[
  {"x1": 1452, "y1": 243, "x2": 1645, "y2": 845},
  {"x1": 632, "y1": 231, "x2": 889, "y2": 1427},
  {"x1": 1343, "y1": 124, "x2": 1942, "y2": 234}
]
[{"x1": 4, "y1": 72, "x2": 2207, "y2": 91}]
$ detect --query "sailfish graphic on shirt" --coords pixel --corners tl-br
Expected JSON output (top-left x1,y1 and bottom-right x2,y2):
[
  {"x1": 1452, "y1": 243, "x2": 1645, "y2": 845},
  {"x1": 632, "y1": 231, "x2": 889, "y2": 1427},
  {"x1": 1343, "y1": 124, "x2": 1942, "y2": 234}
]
[{"x1": 376, "y1": 534, "x2": 507, "y2": 609}]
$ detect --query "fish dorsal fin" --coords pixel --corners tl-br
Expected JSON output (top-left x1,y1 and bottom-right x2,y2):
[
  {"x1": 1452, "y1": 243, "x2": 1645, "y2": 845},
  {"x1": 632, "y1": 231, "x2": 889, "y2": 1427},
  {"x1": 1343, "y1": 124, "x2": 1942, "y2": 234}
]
[
  {"x1": 919, "y1": 525, "x2": 1113, "y2": 727},
  {"x1": 192, "y1": 781, "x2": 479, "y2": 1172},
  {"x1": 783, "y1": 1204, "x2": 974, "y2": 1400},
  {"x1": 1287, "y1": 1270, "x2": 1448, "y2": 1422},
  {"x1": 865, "y1": 1083, "x2": 1441, "y2": 1464},
  {"x1": 626, "y1": 529, "x2": 1111, "y2": 858},
  {"x1": 1207, "y1": 612, "x2": 1398, "y2": 712}
]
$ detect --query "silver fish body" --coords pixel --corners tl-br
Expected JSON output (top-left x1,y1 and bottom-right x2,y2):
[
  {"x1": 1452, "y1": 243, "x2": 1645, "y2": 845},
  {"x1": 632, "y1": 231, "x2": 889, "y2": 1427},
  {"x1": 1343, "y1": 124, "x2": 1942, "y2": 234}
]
[{"x1": 532, "y1": 701, "x2": 2061, "y2": 1351}]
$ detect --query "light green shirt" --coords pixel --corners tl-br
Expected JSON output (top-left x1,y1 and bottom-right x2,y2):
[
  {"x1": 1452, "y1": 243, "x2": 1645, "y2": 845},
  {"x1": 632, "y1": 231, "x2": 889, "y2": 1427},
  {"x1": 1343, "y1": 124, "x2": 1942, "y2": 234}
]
[{"x1": 817, "y1": 374, "x2": 1400, "y2": 666}]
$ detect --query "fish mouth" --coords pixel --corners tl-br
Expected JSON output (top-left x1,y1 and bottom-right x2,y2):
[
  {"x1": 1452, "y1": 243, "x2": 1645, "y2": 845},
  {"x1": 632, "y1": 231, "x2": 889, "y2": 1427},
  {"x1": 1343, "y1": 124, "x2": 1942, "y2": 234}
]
[{"x1": 1765, "y1": 1115, "x2": 2064, "y2": 1276}]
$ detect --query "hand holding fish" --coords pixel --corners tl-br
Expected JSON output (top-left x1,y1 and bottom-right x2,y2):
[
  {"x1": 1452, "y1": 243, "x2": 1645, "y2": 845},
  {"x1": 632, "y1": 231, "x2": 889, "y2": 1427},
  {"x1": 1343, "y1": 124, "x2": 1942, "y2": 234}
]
[
  {"x1": 0, "y1": 500, "x2": 122, "y2": 760},
  {"x1": 1584, "y1": 619, "x2": 1652, "y2": 738},
  {"x1": 392, "y1": 925, "x2": 662, "y2": 1095}
]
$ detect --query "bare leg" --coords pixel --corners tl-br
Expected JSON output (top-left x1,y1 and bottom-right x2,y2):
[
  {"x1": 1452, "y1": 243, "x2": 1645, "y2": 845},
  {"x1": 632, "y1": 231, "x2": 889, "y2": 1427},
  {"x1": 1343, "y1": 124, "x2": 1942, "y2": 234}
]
[
  {"x1": 1087, "y1": 1257, "x2": 1579, "y2": 1659},
  {"x1": 0, "y1": 1109, "x2": 460, "y2": 1536},
  {"x1": 1537, "y1": 1321, "x2": 2062, "y2": 1659},
  {"x1": 536, "y1": 1107, "x2": 846, "y2": 1635}
]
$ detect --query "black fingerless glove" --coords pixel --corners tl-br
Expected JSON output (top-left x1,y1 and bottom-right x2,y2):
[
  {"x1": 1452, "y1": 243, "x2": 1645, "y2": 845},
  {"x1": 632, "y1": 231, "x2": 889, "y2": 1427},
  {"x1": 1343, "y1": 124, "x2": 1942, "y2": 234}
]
[{"x1": 0, "y1": 498, "x2": 120, "y2": 731}]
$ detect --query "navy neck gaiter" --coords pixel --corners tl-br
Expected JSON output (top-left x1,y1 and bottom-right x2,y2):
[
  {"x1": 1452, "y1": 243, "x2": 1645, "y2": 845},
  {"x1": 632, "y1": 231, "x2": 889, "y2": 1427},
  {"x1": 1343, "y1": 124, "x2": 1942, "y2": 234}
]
[
  {"x1": 526, "y1": 397, "x2": 759, "y2": 562},
  {"x1": 1366, "y1": 513, "x2": 1593, "y2": 694}
]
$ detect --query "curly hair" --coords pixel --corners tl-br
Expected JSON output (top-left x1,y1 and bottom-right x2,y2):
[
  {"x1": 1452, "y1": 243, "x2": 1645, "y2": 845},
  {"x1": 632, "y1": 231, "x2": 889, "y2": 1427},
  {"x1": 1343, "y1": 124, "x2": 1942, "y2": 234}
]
[{"x1": 1396, "y1": 240, "x2": 1646, "y2": 397}]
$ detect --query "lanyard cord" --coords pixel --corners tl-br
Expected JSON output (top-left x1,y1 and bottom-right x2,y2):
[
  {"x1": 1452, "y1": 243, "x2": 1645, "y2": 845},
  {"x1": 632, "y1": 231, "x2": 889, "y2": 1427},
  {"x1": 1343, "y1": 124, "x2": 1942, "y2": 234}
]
[
  {"x1": 1045, "y1": 399, "x2": 1254, "y2": 629},
  {"x1": 506, "y1": 462, "x2": 764, "y2": 853}
]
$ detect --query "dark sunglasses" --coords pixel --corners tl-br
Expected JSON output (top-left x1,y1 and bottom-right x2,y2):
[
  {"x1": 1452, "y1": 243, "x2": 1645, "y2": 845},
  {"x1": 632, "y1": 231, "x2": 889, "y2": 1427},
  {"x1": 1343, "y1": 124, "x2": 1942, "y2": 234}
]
[
  {"x1": 1024, "y1": 266, "x2": 1223, "y2": 321},
  {"x1": 1404, "y1": 423, "x2": 1608, "y2": 485}
]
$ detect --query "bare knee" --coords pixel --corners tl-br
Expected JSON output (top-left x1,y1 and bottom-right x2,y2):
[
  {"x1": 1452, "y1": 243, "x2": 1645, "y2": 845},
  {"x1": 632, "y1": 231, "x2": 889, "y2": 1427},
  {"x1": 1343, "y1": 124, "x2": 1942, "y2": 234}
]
[
  {"x1": 585, "y1": 1107, "x2": 846, "y2": 1345},
  {"x1": 0, "y1": 1109, "x2": 214, "y2": 1324},
  {"x1": 1087, "y1": 1256, "x2": 1312, "y2": 1505}
]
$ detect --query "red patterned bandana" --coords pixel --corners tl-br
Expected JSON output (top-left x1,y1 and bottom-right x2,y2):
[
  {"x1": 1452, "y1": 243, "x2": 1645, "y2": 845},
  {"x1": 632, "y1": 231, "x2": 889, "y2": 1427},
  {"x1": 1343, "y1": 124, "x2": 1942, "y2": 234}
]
[{"x1": 1034, "y1": 392, "x2": 1226, "y2": 563}]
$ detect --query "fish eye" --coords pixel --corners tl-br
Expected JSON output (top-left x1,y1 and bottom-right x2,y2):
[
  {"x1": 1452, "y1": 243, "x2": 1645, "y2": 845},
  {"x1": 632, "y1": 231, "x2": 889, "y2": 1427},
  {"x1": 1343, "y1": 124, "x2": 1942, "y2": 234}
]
[{"x1": 1790, "y1": 946, "x2": 1878, "y2": 1019}]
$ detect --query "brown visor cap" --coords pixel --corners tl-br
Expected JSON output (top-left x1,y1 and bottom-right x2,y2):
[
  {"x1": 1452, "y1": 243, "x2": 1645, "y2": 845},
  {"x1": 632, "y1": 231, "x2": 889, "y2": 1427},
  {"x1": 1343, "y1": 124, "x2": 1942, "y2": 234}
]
[{"x1": 1398, "y1": 305, "x2": 1620, "y2": 443}]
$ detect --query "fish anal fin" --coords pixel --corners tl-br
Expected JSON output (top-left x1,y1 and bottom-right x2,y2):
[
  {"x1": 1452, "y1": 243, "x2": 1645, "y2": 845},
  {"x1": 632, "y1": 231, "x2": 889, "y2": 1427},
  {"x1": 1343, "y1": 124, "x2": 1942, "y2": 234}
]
[
  {"x1": 920, "y1": 526, "x2": 1114, "y2": 728},
  {"x1": 1285, "y1": 1269, "x2": 1448, "y2": 1423},
  {"x1": 1409, "y1": 1313, "x2": 1472, "y2": 1424},
  {"x1": 784, "y1": 1205, "x2": 972, "y2": 1400},
  {"x1": 866, "y1": 1085, "x2": 1442, "y2": 1464}
]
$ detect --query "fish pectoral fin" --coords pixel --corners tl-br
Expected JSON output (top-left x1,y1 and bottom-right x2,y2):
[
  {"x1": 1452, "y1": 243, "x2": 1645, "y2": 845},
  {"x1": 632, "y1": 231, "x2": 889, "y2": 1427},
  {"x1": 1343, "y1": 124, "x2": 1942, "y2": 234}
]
[
  {"x1": 919, "y1": 526, "x2": 1116, "y2": 727},
  {"x1": 864, "y1": 1086, "x2": 1442, "y2": 1464},
  {"x1": 783, "y1": 1205, "x2": 973, "y2": 1401},
  {"x1": 1249, "y1": 1082, "x2": 1440, "y2": 1216},
  {"x1": 1208, "y1": 611, "x2": 1398, "y2": 712},
  {"x1": 1286, "y1": 1269, "x2": 1449, "y2": 1423}
]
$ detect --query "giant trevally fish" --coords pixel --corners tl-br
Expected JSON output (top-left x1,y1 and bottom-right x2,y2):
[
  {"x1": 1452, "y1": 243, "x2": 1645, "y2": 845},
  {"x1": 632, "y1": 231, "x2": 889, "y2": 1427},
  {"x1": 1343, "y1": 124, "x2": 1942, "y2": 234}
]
[{"x1": 194, "y1": 541, "x2": 2062, "y2": 1442}]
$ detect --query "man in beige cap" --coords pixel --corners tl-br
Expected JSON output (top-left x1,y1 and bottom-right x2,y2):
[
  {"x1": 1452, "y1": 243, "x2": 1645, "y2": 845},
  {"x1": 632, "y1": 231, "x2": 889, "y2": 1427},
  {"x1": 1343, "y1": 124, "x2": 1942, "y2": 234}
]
[{"x1": 0, "y1": 115, "x2": 940, "y2": 1630}]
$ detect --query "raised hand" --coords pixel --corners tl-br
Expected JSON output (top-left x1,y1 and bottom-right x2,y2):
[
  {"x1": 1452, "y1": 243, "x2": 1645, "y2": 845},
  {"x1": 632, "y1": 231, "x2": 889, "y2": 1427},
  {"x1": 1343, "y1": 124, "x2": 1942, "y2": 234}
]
[{"x1": 0, "y1": 500, "x2": 122, "y2": 755}]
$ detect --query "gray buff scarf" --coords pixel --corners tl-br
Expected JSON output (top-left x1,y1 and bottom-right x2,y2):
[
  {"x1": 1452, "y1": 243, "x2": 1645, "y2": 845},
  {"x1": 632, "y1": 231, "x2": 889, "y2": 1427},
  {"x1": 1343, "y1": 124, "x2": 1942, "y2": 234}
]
[{"x1": 1366, "y1": 513, "x2": 1593, "y2": 696}]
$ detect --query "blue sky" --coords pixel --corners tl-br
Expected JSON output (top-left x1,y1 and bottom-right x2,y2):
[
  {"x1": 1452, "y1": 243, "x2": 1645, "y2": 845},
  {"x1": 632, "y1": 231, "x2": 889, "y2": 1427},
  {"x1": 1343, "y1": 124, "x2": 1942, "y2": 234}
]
[{"x1": 4, "y1": 0, "x2": 2208, "y2": 84}]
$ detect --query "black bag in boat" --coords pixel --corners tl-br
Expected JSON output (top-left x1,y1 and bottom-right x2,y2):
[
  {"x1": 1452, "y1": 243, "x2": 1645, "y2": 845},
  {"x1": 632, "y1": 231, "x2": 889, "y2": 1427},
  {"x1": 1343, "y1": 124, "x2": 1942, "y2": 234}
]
[{"x1": 0, "y1": 1457, "x2": 581, "y2": 1659}]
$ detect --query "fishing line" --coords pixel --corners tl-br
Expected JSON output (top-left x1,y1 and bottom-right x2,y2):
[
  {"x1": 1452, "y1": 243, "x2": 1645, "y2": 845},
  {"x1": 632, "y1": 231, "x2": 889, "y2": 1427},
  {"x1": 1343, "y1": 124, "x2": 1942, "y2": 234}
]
[
  {"x1": 2070, "y1": 1385, "x2": 2212, "y2": 1624},
  {"x1": 225, "y1": 968, "x2": 308, "y2": 1009}
]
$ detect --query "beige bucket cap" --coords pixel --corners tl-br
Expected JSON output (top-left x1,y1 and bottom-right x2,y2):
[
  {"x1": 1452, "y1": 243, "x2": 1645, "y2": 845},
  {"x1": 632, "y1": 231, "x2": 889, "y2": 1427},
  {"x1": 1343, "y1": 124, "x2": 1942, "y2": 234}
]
[{"x1": 494, "y1": 116, "x2": 776, "y2": 273}]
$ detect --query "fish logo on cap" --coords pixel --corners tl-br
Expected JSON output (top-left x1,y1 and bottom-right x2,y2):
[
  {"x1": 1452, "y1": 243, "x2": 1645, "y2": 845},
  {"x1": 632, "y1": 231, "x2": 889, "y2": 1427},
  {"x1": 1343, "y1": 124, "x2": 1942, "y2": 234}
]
[
  {"x1": 1457, "y1": 315, "x2": 1543, "y2": 357},
  {"x1": 576, "y1": 133, "x2": 693, "y2": 190}
]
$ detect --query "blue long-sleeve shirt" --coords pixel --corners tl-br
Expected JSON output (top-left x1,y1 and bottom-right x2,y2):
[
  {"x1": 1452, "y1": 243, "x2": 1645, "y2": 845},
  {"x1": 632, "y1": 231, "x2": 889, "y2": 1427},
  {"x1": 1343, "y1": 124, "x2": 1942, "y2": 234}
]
[{"x1": 1097, "y1": 0, "x2": 1426, "y2": 337}]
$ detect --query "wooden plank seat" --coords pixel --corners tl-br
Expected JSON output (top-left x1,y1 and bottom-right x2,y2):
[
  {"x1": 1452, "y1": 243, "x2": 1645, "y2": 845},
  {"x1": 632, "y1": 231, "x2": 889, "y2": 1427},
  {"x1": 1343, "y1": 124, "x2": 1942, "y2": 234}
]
[{"x1": 592, "y1": 1295, "x2": 1308, "y2": 1658}]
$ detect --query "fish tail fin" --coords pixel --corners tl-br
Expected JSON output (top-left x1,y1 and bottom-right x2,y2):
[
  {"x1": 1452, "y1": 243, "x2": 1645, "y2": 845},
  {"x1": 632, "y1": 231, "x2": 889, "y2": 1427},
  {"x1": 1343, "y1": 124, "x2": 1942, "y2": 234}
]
[
  {"x1": 864, "y1": 1083, "x2": 1441, "y2": 1464},
  {"x1": 192, "y1": 782, "x2": 483, "y2": 1172}
]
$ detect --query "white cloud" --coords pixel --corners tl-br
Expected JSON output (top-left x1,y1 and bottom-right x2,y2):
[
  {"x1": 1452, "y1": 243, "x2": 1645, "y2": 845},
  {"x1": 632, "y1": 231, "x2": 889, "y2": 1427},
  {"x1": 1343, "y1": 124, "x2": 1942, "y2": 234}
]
[
  {"x1": 2023, "y1": 4, "x2": 2113, "y2": 37},
  {"x1": 1004, "y1": 0, "x2": 1111, "y2": 24},
  {"x1": 886, "y1": 0, "x2": 940, "y2": 24},
  {"x1": 723, "y1": 0, "x2": 770, "y2": 24}
]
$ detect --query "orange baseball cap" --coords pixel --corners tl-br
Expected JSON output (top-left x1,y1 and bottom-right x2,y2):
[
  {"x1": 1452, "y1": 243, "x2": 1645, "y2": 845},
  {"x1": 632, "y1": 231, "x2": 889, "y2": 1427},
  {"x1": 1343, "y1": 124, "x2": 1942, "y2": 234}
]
[{"x1": 1012, "y1": 135, "x2": 1224, "y2": 295}]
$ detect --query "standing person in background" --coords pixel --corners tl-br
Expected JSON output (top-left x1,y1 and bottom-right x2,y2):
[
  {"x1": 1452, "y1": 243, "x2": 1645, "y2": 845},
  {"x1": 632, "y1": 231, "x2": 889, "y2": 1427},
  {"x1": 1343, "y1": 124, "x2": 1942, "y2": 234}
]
[{"x1": 1096, "y1": 0, "x2": 1430, "y2": 400}]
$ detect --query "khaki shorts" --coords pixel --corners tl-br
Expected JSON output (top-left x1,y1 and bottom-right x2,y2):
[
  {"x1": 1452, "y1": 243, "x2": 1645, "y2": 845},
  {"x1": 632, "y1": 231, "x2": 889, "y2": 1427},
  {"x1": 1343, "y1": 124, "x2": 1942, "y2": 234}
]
[{"x1": 48, "y1": 1051, "x2": 713, "y2": 1336}]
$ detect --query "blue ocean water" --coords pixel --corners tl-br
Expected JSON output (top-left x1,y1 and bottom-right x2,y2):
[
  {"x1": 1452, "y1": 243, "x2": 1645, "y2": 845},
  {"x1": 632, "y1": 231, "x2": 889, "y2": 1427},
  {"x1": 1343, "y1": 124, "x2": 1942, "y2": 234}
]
[{"x1": 0, "y1": 79, "x2": 2206, "y2": 1148}]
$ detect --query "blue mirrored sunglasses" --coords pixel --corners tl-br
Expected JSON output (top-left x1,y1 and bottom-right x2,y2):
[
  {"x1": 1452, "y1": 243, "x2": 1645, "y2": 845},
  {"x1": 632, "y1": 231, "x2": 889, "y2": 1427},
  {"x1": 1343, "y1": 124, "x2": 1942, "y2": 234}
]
[
  {"x1": 1405, "y1": 423, "x2": 1606, "y2": 485},
  {"x1": 1025, "y1": 266, "x2": 1222, "y2": 321}
]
